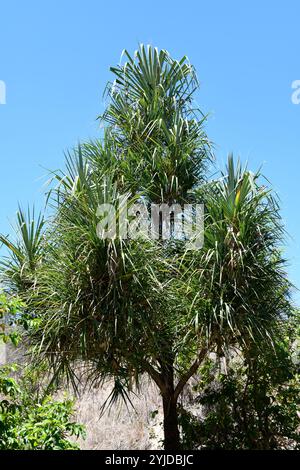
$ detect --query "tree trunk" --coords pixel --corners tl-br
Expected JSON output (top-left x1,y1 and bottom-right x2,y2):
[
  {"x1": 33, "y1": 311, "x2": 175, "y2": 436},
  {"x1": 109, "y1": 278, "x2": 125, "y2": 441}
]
[{"x1": 162, "y1": 392, "x2": 180, "y2": 450}]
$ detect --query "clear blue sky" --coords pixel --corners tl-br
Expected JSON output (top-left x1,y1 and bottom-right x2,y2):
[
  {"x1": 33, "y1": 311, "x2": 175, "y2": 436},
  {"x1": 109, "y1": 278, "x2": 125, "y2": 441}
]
[{"x1": 0, "y1": 0, "x2": 299, "y2": 300}]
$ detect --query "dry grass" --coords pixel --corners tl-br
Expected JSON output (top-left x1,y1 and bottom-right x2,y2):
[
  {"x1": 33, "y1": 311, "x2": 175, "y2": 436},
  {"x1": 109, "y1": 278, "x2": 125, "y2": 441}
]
[
  {"x1": 74, "y1": 378, "x2": 164, "y2": 450},
  {"x1": 3, "y1": 344, "x2": 165, "y2": 450}
]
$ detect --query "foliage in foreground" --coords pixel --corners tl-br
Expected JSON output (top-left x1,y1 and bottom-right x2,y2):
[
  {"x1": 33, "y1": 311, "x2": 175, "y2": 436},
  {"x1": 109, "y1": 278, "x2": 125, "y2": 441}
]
[
  {"x1": 0, "y1": 292, "x2": 85, "y2": 450},
  {"x1": 0, "y1": 366, "x2": 85, "y2": 450}
]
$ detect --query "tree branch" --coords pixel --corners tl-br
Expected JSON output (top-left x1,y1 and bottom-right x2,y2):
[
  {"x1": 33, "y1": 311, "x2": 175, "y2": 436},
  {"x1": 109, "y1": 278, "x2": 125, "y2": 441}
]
[
  {"x1": 142, "y1": 360, "x2": 165, "y2": 392},
  {"x1": 174, "y1": 348, "x2": 207, "y2": 401}
]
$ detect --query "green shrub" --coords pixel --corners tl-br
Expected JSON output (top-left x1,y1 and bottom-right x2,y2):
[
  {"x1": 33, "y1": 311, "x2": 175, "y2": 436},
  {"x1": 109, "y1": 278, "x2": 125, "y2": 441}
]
[
  {"x1": 0, "y1": 364, "x2": 85, "y2": 449},
  {"x1": 179, "y1": 322, "x2": 300, "y2": 450},
  {"x1": 0, "y1": 291, "x2": 85, "y2": 450}
]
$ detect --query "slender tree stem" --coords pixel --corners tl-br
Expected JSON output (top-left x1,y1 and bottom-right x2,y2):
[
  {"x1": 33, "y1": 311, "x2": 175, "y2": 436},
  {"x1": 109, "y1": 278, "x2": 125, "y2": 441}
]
[{"x1": 174, "y1": 348, "x2": 207, "y2": 401}]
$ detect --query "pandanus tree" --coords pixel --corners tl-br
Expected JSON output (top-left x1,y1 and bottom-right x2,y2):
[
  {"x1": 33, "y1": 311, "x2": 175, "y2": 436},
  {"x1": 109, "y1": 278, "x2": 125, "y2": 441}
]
[{"x1": 0, "y1": 46, "x2": 294, "y2": 449}]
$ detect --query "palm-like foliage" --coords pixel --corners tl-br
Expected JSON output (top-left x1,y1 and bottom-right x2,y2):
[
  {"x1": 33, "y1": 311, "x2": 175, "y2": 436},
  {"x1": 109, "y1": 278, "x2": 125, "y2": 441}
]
[
  {"x1": 0, "y1": 206, "x2": 45, "y2": 292},
  {"x1": 101, "y1": 44, "x2": 212, "y2": 203},
  {"x1": 181, "y1": 155, "x2": 292, "y2": 352},
  {"x1": 23, "y1": 147, "x2": 173, "y2": 397}
]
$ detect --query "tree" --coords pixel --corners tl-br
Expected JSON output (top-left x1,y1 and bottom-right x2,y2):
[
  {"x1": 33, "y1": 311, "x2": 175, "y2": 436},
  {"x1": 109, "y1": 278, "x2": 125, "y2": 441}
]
[{"x1": 0, "y1": 45, "x2": 294, "y2": 450}]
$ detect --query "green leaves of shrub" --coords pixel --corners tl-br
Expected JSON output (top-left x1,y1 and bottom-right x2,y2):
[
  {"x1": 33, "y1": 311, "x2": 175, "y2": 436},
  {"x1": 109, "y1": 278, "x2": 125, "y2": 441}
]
[
  {"x1": 0, "y1": 365, "x2": 85, "y2": 450},
  {"x1": 0, "y1": 291, "x2": 85, "y2": 450}
]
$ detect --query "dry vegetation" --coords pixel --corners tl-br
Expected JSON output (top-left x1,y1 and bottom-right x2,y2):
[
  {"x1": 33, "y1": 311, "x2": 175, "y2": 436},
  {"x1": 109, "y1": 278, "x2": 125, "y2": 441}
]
[{"x1": 73, "y1": 379, "x2": 163, "y2": 450}]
